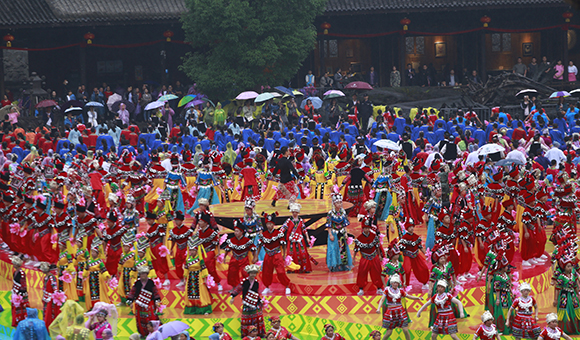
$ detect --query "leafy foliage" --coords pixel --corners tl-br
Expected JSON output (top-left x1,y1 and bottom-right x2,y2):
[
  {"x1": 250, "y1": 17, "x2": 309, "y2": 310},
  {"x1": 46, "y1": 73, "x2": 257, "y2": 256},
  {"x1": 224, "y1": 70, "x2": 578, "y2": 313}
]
[{"x1": 180, "y1": 0, "x2": 326, "y2": 100}]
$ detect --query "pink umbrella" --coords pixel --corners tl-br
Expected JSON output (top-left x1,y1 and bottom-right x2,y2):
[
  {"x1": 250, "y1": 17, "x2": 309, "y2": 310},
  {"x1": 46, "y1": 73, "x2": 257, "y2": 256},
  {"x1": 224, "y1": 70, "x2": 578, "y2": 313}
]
[
  {"x1": 236, "y1": 91, "x2": 260, "y2": 100},
  {"x1": 344, "y1": 81, "x2": 373, "y2": 90}
]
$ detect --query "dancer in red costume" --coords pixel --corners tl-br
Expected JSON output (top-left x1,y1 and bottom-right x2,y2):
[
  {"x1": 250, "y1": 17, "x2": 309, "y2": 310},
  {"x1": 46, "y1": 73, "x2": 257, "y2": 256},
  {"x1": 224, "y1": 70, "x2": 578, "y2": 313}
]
[
  {"x1": 31, "y1": 199, "x2": 57, "y2": 263},
  {"x1": 320, "y1": 324, "x2": 346, "y2": 340},
  {"x1": 223, "y1": 220, "x2": 256, "y2": 288},
  {"x1": 506, "y1": 282, "x2": 541, "y2": 340},
  {"x1": 533, "y1": 189, "x2": 549, "y2": 262},
  {"x1": 39, "y1": 262, "x2": 61, "y2": 330},
  {"x1": 283, "y1": 203, "x2": 312, "y2": 273},
  {"x1": 195, "y1": 211, "x2": 223, "y2": 292},
  {"x1": 169, "y1": 211, "x2": 191, "y2": 287},
  {"x1": 354, "y1": 222, "x2": 384, "y2": 296},
  {"x1": 239, "y1": 158, "x2": 260, "y2": 201},
  {"x1": 102, "y1": 211, "x2": 126, "y2": 277},
  {"x1": 257, "y1": 212, "x2": 292, "y2": 295},
  {"x1": 473, "y1": 311, "x2": 500, "y2": 340},
  {"x1": 144, "y1": 211, "x2": 170, "y2": 286},
  {"x1": 416, "y1": 279, "x2": 465, "y2": 340},
  {"x1": 267, "y1": 316, "x2": 300, "y2": 340},
  {"x1": 496, "y1": 199, "x2": 516, "y2": 263},
  {"x1": 399, "y1": 218, "x2": 429, "y2": 288},
  {"x1": 456, "y1": 207, "x2": 475, "y2": 280}
]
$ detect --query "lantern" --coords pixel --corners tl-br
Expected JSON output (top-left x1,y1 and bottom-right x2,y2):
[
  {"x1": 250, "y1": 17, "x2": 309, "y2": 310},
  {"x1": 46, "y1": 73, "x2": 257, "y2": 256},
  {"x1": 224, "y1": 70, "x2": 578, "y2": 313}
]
[
  {"x1": 563, "y1": 11, "x2": 573, "y2": 23},
  {"x1": 321, "y1": 22, "x2": 331, "y2": 35},
  {"x1": 400, "y1": 18, "x2": 411, "y2": 31},
  {"x1": 83, "y1": 32, "x2": 95, "y2": 44},
  {"x1": 3, "y1": 33, "x2": 14, "y2": 47},
  {"x1": 480, "y1": 15, "x2": 491, "y2": 27},
  {"x1": 163, "y1": 30, "x2": 174, "y2": 42}
]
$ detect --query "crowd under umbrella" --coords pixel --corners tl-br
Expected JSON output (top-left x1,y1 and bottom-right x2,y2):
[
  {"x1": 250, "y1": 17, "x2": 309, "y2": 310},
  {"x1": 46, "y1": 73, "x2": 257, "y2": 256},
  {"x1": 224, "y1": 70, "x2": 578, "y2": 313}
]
[
  {"x1": 235, "y1": 91, "x2": 260, "y2": 100},
  {"x1": 344, "y1": 81, "x2": 373, "y2": 90},
  {"x1": 64, "y1": 107, "x2": 83, "y2": 115},
  {"x1": 515, "y1": 89, "x2": 538, "y2": 98},
  {"x1": 178, "y1": 94, "x2": 197, "y2": 107},
  {"x1": 144, "y1": 101, "x2": 165, "y2": 111},
  {"x1": 477, "y1": 143, "x2": 505, "y2": 155},
  {"x1": 111, "y1": 99, "x2": 136, "y2": 114},
  {"x1": 373, "y1": 139, "x2": 401, "y2": 151},
  {"x1": 106, "y1": 93, "x2": 122, "y2": 110},
  {"x1": 549, "y1": 91, "x2": 571, "y2": 98},
  {"x1": 300, "y1": 96, "x2": 323, "y2": 109},
  {"x1": 158, "y1": 94, "x2": 179, "y2": 102},
  {"x1": 35, "y1": 99, "x2": 57, "y2": 108},
  {"x1": 85, "y1": 101, "x2": 104, "y2": 108},
  {"x1": 323, "y1": 90, "x2": 346, "y2": 100},
  {"x1": 254, "y1": 92, "x2": 275, "y2": 103},
  {"x1": 61, "y1": 100, "x2": 84, "y2": 112},
  {"x1": 274, "y1": 86, "x2": 294, "y2": 97}
]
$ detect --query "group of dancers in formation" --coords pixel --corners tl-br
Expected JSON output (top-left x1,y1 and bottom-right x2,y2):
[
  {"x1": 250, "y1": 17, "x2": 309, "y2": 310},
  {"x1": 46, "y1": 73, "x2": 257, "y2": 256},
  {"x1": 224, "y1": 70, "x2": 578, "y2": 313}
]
[{"x1": 0, "y1": 138, "x2": 579, "y2": 340}]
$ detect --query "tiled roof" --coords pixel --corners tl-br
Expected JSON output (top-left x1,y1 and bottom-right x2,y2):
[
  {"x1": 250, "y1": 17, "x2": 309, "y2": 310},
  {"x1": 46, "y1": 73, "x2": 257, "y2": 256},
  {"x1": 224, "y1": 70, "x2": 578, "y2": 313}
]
[
  {"x1": 324, "y1": 0, "x2": 567, "y2": 13},
  {"x1": 0, "y1": 0, "x2": 187, "y2": 28}
]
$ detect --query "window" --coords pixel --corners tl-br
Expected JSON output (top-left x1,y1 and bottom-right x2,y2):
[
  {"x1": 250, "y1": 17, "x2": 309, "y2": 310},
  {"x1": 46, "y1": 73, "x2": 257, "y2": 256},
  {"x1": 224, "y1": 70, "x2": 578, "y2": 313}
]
[
  {"x1": 406, "y1": 37, "x2": 425, "y2": 55},
  {"x1": 492, "y1": 33, "x2": 511, "y2": 53}
]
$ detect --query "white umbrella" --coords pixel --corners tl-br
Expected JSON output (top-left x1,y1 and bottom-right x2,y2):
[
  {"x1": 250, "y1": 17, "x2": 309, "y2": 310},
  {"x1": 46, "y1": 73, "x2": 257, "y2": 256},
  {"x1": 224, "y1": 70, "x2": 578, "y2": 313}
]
[
  {"x1": 144, "y1": 101, "x2": 165, "y2": 111},
  {"x1": 269, "y1": 92, "x2": 282, "y2": 98},
  {"x1": 515, "y1": 89, "x2": 538, "y2": 98},
  {"x1": 373, "y1": 139, "x2": 401, "y2": 151},
  {"x1": 64, "y1": 107, "x2": 83, "y2": 113},
  {"x1": 477, "y1": 143, "x2": 505, "y2": 155},
  {"x1": 106, "y1": 93, "x2": 122, "y2": 110},
  {"x1": 235, "y1": 91, "x2": 260, "y2": 100},
  {"x1": 255, "y1": 92, "x2": 275, "y2": 103}
]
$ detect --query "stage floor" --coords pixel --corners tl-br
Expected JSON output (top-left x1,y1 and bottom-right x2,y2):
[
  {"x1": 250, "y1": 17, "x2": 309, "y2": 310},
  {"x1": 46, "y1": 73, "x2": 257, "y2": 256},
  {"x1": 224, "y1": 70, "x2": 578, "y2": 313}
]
[{"x1": 0, "y1": 202, "x2": 564, "y2": 339}]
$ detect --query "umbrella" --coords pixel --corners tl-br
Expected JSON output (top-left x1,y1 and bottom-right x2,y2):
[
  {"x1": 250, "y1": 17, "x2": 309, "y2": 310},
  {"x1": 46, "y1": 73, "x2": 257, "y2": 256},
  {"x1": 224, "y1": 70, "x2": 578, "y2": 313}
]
[
  {"x1": 202, "y1": 97, "x2": 216, "y2": 107},
  {"x1": 185, "y1": 99, "x2": 205, "y2": 108},
  {"x1": 496, "y1": 158, "x2": 524, "y2": 166},
  {"x1": 35, "y1": 99, "x2": 57, "y2": 108},
  {"x1": 178, "y1": 95, "x2": 197, "y2": 107},
  {"x1": 269, "y1": 92, "x2": 282, "y2": 98},
  {"x1": 344, "y1": 81, "x2": 373, "y2": 90},
  {"x1": 323, "y1": 90, "x2": 346, "y2": 100},
  {"x1": 549, "y1": 91, "x2": 571, "y2": 98},
  {"x1": 255, "y1": 93, "x2": 275, "y2": 103},
  {"x1": 292, "y1": 90, "x2": 304, "y2": 96},
  {"x1": 85, "y1": 101, "x2": 104, "y2": 108},
  {"x1": 64, "y1": 107, "x2": 83, "y2": 114},
  {"x1": 274, "y1": 86, "x2": 294, "y2": 97},
  {"x1": 300, "y1": 96, "x2": 323, "y2": 109},
  {"x1": 160, "y1": 321, "x2": 189, "y2": 339},
  {"x1": 61, "y1": 100, "x2": 85, "y2": 111},
  {"x1": 158, "y1": 94, "x2": 179, "y2": 101},
  {"x1": 373, "y1": 139, "x2": 401, "y2": 151},
  {"x1": 477, "y1": 143, "x2": 505, "y2": 155},
  {"x1": 515, "y1": 89, "x2": 538, "y2": 98},
  {"x1": 570, "y1": 89, "x2": 580, "y2": 97},
  {"x1": 106, "y1": 94, "x2": 122, "y2": 110},
  {"x1": 145, "y1": 101, "x2": 165, "y2": 111},
  {"x1": 236, "y1": 91, "x2": 260, "y2": 100},
  {"x1": 111, "y1": 100, "x2": 136, "y2": 114}
]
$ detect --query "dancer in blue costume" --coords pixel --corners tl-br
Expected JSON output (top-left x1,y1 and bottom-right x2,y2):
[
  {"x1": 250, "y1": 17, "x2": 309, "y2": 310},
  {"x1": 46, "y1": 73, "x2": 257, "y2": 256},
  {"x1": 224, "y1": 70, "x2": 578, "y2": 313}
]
[
  {"x1": 241, "y1": 198, "x2": 265, "y2": 261},
  {"x1": 13, "y1": 308, "x2": 50, "y2": 340},
  {"x1": 165, "y1": 154, "x2": 186, "y2": 213},
  {"x1": 423, "y1": 182, "x2": 442, "y2": 250},
  {"x1": 326, "y1": 193, "x2": 352, "y2": 272},
  {"x1": 187, "y1": 156, "x2": 220, "y2": 214}
]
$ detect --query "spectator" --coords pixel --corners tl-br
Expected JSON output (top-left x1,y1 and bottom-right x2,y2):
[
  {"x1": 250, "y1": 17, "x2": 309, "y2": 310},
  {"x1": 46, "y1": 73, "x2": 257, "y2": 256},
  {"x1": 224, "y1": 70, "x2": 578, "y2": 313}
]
[
  {"x1": 305, "y1": 70, "x2": 314, "y2": 87},
  {"x1": 469, "y1": 70, "x2": 482, "y2": 84},
  {"x1": 390, "y1": 66, "x2": 401, "y2": 87},
  {"x1": 568, "y1": 60, "x2": 578, "y2": 82},
  {"x1": 553, "y1": 60, "x2": 564, "y2": 80},
  {"x1": 528, "y1": 57, "x2": 539, "y2": 79},
  {"x1": 513, "y1": 57, "x2": 527, "y2": 76},
  {"x1": 319, "y1": 72, "x2": 334, "y2": 89},
  {"x1": 405, "y1": 63, "x2": 415, "y2": 86},
  {"x1": 368, "y1": 66, "x2": 378, "y2": 87},
  {"x1": 334, "y1": 68, "x2": 343, "y2": 89},
  {"x1": 447, "y1": 69, "x2": 458, "y2": 86}
]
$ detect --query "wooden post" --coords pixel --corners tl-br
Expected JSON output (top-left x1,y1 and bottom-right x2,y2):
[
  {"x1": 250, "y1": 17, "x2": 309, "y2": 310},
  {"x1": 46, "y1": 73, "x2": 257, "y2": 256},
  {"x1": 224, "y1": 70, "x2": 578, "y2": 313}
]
[
  {"x1": 79, "y1": 45, "x2": 86, "y2": 86},
  {"x1": 480, "y1": 31, "x2": 487, "y2": 83},
  {"x1": 563, "y1": 26, "x2": 569, "y2": 85},
  {"x1": 399, "y1": 34, "x2": 406, "y2": 85}
]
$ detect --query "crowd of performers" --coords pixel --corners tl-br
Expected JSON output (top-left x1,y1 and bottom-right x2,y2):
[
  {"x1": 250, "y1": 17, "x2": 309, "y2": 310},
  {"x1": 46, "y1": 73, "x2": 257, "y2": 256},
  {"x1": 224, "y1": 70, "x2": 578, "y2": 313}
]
[{"x1": 1, "y1": 135, "x2": 580, "y2": 339}]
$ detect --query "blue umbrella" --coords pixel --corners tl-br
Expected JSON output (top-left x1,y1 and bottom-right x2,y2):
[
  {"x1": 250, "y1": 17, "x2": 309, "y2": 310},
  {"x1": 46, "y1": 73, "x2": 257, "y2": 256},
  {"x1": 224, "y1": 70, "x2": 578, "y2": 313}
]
[
  {"x1": 274, "y1": 86, "x2": 294, "y2": 97},
  {"x1": 300, "y1": 96, "x2": 323, "y2": 109},
  {"x1": 85, "y1": 101, "x2": 104, "y2": 107}
]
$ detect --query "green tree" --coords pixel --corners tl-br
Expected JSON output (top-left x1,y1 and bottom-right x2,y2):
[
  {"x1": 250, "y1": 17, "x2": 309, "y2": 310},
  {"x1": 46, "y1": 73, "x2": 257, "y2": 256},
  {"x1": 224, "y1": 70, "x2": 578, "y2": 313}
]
[{"x1": 180, "y1": 0, "x2": 326, "y2": 100}]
